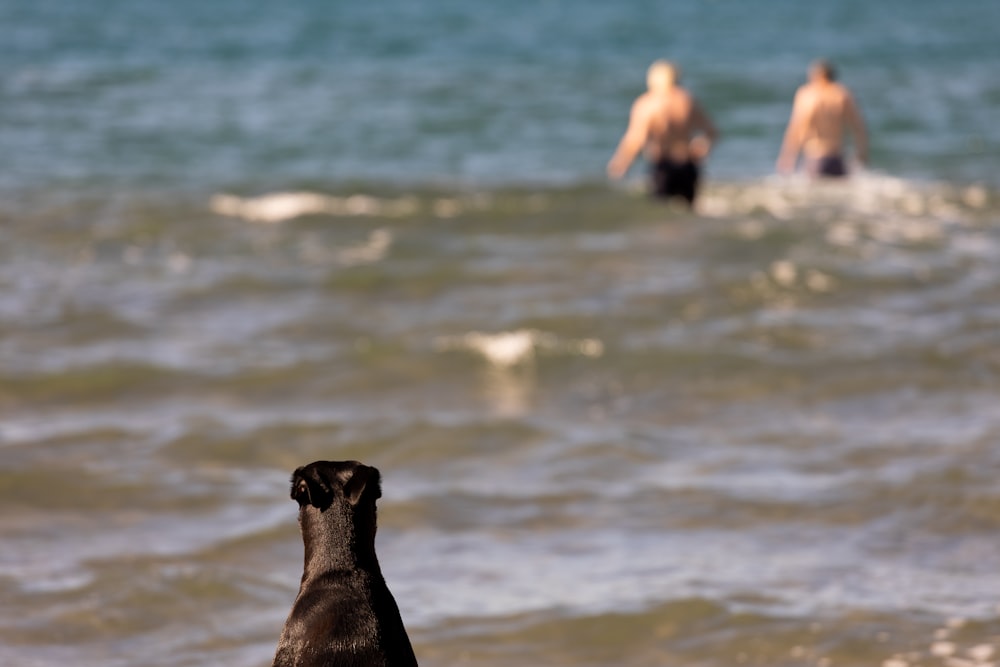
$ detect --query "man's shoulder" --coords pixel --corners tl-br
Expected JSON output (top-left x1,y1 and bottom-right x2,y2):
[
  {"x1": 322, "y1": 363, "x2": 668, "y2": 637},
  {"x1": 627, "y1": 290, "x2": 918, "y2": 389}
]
[
  {"x1": 833, "y1": 82, "x2": 856, "y2": 99},
  {"x1": 633, "y1": 91, "x2": 670, "y2": 113},
  {"x1": 632, "y1": 91, "x2": 656, "y2": 109},
  {"x1": 795, "y1": 83, "x2": 817, "y2": 98}
]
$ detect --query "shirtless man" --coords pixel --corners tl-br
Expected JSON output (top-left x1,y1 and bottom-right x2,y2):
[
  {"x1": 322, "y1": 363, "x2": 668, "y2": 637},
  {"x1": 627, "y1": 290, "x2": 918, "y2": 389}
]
[
  {"x1": 607, "y1": 60, "x2": 718, "y2": 207},
  {"x1": 777, "y1": 60, "x2": 868, "y2": 178}
]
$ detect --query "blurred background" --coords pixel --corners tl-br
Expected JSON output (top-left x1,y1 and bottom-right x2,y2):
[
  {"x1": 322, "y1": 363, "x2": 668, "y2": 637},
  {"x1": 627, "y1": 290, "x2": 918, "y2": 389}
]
[{"x1": 2, "y1": 1, "x2": 1000, "y2": 666}]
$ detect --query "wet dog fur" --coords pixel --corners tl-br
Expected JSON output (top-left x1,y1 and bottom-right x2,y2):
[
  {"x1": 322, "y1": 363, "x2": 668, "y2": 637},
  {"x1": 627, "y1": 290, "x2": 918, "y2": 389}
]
[{"x1": 272, "y1": 460, "x2": 418, "y2": 667}]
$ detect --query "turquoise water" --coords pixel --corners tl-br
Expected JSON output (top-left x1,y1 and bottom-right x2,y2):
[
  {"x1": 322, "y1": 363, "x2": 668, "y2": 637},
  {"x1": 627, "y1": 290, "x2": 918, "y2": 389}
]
[
  {"x1": 2, "y1": 2, "x2": 1000, "y2": 667},
  {"x1": 3, "y1": 0, "x2": 999, "y2": 192}
]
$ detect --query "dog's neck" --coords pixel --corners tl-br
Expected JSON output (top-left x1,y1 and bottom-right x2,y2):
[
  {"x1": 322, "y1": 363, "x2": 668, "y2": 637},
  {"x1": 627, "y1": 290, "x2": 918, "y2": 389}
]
[{"x1": 299, "y1": 504, "x2": 380, "y2": 579}]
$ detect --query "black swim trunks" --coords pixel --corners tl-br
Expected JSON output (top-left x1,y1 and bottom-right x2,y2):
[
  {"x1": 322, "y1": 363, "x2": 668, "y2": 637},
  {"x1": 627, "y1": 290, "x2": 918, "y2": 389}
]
[
  {"x1": 650, "y1": 158, "x2": 699, "y2": 205},
  {"x1": 808, "y1": 154, "x2": 848, "y2": 178}
]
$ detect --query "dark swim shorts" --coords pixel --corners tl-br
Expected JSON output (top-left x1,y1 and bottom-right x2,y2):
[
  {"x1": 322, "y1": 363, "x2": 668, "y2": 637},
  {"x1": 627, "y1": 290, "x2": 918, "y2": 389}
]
[
  {"x1": 650, "y1": 158, "x2": 699, "y2": 205},
  {"x1": 808, "y1": 154, "x2": 848, "y2": 178}
]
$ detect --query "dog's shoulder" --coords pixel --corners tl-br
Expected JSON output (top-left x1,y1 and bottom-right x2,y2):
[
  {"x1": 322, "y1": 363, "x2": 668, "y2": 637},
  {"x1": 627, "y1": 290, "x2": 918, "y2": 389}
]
[{"x1": 273, "y1": 583, "x2": 384, "y2": 667}]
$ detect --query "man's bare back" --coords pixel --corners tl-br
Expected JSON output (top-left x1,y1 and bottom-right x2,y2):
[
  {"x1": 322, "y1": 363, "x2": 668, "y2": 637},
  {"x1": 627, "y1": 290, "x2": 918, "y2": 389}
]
[
  {"x1": 607, "y1": 61, "x2": 717, "y2": 205},
  {"x1": 777, "y1": 60, "x2": 868, "y2": 176},
  {"x1": 631, "y1": 88, "x2": 710, "y2": 163}
]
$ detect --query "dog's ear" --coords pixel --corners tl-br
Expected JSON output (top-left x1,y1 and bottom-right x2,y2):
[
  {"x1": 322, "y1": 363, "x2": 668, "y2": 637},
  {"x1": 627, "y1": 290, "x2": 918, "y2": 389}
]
[
  {"x1": 290, "y1": 467, "x2": 333, "y2": 510},
  {"x1": 339, "y1": 463, "x2": 382, "y2": 506}
]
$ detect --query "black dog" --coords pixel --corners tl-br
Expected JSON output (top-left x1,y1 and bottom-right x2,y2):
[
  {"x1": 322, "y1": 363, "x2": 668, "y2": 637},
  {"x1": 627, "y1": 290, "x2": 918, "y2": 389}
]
[{"x1": 272, "y1": 460, "x2": 418, "y2": 667}]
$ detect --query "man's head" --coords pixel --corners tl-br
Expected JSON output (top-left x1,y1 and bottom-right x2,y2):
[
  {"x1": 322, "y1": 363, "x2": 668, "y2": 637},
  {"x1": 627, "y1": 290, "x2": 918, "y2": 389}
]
[
  {"x1": 647, "y1": 60, "x2": 680, "y2": 92},
  {"x1": 809, "y1": 59, "x2": 837, "y2": 82}
]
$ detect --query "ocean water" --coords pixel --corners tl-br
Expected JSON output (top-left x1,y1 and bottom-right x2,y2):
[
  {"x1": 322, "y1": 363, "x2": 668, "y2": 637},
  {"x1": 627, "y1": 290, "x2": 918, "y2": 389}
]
[{"x1": 2, "y1": 1, "x2": 1000, "y2": 666}]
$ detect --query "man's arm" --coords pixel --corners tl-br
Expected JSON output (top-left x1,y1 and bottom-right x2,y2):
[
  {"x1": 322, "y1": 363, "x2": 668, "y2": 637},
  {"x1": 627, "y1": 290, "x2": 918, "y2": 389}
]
[
  {"x1": 845, "y1": 92, "x2": 868, "y2": 165},
  {"x1": 607, "y1": 98, "x2": 650, "y2": 179},
  {"x1": 776, "y1": 89, "x2": 807, "y2": 173}
]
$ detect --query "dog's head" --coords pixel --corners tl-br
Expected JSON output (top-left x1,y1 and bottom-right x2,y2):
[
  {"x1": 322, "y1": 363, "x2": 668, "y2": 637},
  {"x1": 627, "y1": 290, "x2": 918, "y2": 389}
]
[{"x1": 290, "y1": 460, "x2": 382, "y2": 512}]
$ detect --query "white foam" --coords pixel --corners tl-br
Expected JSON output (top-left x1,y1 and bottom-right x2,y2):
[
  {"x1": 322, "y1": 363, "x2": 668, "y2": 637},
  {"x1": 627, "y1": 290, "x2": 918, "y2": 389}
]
[
  {"x1": 804, "y1": 270, "x2": 833, "y2": 292},
  {"x1": 335, "y1": 228, "x2": 393, "y2": 266},
  {"x1": 903, "y1": 629, "x2": 999, "y2": 667},
  {"x1": 703, "y1": 172, "x2": 985, "y2": 232},
  {"x1": 435, "y1": 329, "x2": 604, "y2": 368},
  {"x1": 962, "y1": 185, "x2": 989, "y2": 209},
  {"x1": 432, "y1": 198, "x2": 463, "y2": 218},
  {"x1": 969, "y1": 645, "x2": 995, "y2": 662},
  {"x1": 461, "y1": 330, "x2": 537, "y2": 366},
  {"x1": 933, "y1": 642, "x2": 959, "y2": 657},
  {"x1": 769, "y1": 260, "x2": 798, "y2": 287},
  {"x1": 209, "y1": 191, "x2": 418, "y2": 223}
]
